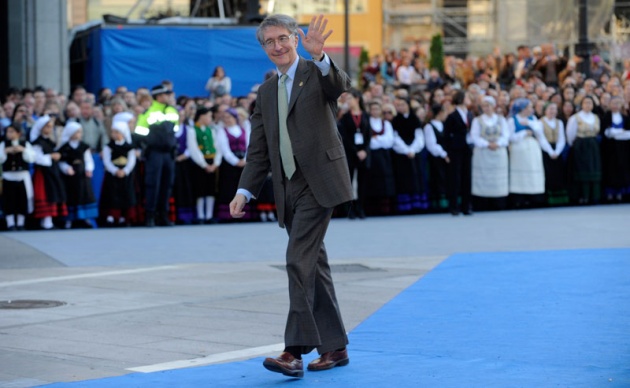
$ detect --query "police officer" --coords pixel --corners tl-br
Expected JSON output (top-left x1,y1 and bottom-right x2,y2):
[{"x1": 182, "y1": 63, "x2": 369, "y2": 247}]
[{"x1": 135, "y1": 85, "x2": 179, "y2": 227}]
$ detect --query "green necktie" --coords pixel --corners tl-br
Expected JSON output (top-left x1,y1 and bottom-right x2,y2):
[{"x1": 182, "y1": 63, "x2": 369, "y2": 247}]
[{"x1": 278, "y1": 74, "x2": 296, "y2": 179}]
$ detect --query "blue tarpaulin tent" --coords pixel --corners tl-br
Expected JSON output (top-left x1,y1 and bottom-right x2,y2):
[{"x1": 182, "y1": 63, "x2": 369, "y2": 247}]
[{"x1": 83, "y1": 25, "x2": 310, "y2": 98}]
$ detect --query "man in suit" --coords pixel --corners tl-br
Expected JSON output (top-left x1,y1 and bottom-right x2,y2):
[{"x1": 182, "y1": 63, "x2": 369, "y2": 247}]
[
  {"x1": 229, "y1": 14, "x2": 353, "y2": 378},
  {"x1": 443, "y1": 90, "x2": 473, "y2": 215}
]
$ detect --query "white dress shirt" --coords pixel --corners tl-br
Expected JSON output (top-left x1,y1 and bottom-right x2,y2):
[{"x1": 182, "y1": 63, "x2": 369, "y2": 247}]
[
  {"x1": 369, "y1": 117, "x2": 395, "y2": 150},
  {"x1": 538, "y1": 117, "x2": 566, "y2": 156},
  {"x1": 423, "y1": 120, "x2": 448, "y2": 158},
  {"x1": 604, "y1": 112, "x2": 630, "y2": 140},
  {"x1": 470, "y1": 114, "x2": 510, "y2": 148},
  {"x1": 566, "y1": 111, "x2": 597, "y2": 145}
]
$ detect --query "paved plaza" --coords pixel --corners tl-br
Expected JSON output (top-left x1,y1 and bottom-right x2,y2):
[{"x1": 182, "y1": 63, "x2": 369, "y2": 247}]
[{"x1": 0, "y1": 205, "x2": 628, "y2": 387}]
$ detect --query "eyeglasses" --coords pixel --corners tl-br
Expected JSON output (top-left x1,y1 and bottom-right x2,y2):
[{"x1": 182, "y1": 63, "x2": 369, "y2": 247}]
[
  {"x1": 383, "y1": 111, "x2": 393, "y2": 114},
  {"x1": 262, "y1": 34, "x2": 294, "y2": 49}
]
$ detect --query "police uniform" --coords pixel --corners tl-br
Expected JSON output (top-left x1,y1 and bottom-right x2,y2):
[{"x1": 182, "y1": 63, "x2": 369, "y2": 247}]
[{"x1": 135, "y1": 85, "x2": 179, "y2": 226}]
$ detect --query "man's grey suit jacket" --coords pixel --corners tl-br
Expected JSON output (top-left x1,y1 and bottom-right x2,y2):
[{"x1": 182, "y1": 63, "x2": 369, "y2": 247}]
[{"x1": 238, "y1": 57, "x2": 353, "y2": 227}]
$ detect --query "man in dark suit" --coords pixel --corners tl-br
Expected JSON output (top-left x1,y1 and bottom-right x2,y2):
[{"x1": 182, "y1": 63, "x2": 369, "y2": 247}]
[
  {"x1": 443, "y1": 90, "x2": 473, "y2": 215},
  {"x1": 229, "y1": 14, "x2": 353, "y2": 378}
]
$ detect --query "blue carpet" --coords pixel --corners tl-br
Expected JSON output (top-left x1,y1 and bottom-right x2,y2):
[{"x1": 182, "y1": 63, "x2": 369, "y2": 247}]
[{"x1": 42, "y1": 248, "x2": 630, "y2": 387}]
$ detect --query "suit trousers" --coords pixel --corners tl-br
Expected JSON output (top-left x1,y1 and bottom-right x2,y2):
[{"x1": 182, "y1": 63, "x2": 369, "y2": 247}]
[
  {"x1": 144, "y1": 151, "x2": 175, "y2": 214},
  {"x1": 282, "y1": 167, "x2": 348, "y2": 355}
]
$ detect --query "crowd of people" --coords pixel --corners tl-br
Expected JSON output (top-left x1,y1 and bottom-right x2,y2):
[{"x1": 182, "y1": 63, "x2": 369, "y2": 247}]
[{"x1": 1, "y1": 44, "x2": 629, "y2": 230}]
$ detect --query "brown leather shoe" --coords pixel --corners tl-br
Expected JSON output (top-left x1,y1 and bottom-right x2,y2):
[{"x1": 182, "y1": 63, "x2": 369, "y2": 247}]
[
  {"x1": 263, "y1": 352, "x2": 304, "y2": 378},
  {"x1": 307, "y1": 348, "x2": 349, "y2": 371}
]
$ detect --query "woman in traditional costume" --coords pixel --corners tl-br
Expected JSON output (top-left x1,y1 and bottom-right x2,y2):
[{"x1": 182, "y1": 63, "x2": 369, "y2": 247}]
[
  {"x1": 506, "y1": 98, "x2": 546, "y2": 208},
  {"x1": 470, "y1": 96, "x2": 510, "y2": 211}
]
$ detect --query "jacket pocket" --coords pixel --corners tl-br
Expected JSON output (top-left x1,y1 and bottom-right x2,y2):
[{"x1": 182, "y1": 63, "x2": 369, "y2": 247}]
[{"x1": 326, "y1": 145, "x2": 346, "y2": 161}]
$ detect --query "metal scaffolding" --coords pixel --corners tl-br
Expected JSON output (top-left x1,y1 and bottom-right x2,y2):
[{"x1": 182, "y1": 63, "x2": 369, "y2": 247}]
[{"x1": 382, "y1": 0, "x2": 615, "y2": 58}]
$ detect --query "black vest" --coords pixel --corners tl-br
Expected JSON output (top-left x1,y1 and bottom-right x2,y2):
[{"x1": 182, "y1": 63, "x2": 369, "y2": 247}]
[
  {"x1": 108, "y1": 141, "x2": 133, "y2": 168},
  {"x1": 33, "y1": 136, "x2": 56, "y2": 155},
  {"x1": 58, "y1": 141, "x2": 90, "y2": 175},
  {"x1": 3, "y1": 140, "x2": 29, "y2": 172},
  {"x1": 392, "y1": 113, "x2": 422, "y2": 145},
  {"x1": 444, "y1": 110, "x2": 471, "y2": 150}
]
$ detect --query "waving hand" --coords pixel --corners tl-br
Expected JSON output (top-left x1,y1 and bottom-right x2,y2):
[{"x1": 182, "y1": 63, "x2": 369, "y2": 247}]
[{"x1": 298, "y1": 14, "x2": 332, "y2": 61}]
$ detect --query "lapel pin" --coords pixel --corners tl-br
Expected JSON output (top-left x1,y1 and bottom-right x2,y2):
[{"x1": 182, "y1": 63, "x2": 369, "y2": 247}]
[{"x1": 299, "y1": 81, "x2": 304, "y2": 87}]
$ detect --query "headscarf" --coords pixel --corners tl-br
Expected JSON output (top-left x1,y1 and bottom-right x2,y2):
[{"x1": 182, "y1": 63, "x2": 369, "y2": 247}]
[
  {"x1": 510, "y1": 98, "x2": 531, "y2": 117},
  {"x1": 112, "y1": 111, "x2": 134, "y2": 124},
  {"x1": 59, "y1": 121, "x2": 82, "y2": 146},
  {"x1": 30, "y1": 115, "x2": 52, "y2": 142},
  {"x1": 225, "y1": 108, "x2": 239, "y2": 120},
  {"x1": 111, "y1": 120, "x2": 132, "y2": 144},
  {"x1": 482, "y1": 96, "x2": 496, "y2": 107}
]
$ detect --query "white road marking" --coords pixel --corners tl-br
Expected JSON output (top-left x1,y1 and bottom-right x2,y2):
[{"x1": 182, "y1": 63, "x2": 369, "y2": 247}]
[
  {"x1": 127, "y1": 343, "x2": 285, "y2": 373},
  {"x1": 0, "y1": 265, "x2": 185, "y2": 287}
]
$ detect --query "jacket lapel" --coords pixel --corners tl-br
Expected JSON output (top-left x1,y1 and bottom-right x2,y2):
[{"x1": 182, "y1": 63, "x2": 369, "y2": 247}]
[
  {"x1": 288, "y1": 58, "x2": 311, "y2": 115},
  {"x1": 268, "y1": 75, "x2": 280, "y2": 147}
]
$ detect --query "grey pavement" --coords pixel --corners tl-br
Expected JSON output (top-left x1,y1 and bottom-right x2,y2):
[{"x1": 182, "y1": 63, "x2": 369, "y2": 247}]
[{"x1": 0, "y1": 205, "x2": 628, "y2": 387}]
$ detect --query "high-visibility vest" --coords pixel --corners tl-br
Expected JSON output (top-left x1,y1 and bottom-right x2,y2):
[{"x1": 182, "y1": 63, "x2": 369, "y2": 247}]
[{"x1": 135, "y1": 101, "x2": 179, "y2": 136}]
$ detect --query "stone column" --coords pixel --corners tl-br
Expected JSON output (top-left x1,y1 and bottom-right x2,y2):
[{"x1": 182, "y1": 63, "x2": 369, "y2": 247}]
[{"x1": 7, "y1": 0, "x2": 69, "y2": 96}]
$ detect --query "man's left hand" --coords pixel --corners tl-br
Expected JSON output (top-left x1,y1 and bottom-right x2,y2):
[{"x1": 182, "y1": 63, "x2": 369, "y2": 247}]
[{"x1": 299, "y1": 14, "x2": 332, "y2": 60}]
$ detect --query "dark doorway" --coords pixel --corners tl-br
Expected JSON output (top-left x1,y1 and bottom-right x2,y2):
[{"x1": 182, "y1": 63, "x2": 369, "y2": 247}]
[{"x1": 0, "y1": 1, "x2": 9, "y2": 99}]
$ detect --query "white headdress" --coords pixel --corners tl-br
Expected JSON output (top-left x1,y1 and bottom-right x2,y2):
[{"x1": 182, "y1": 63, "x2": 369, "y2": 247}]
[
  {"x1": 59, "y1": 121, "x2": 82, "y2": 146},
  {"x1": 29, "y1": 115, "x2": 52, "y2": 143},
  {"x1": 482, "y1": 96, "x2": 496, "y2": 107},
  {"x1": 112, "y1": 111, "x2": 134, "y2": 124},
  {"x1": 111, "y1": 120, "x2": 132, "y2": 144}
]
